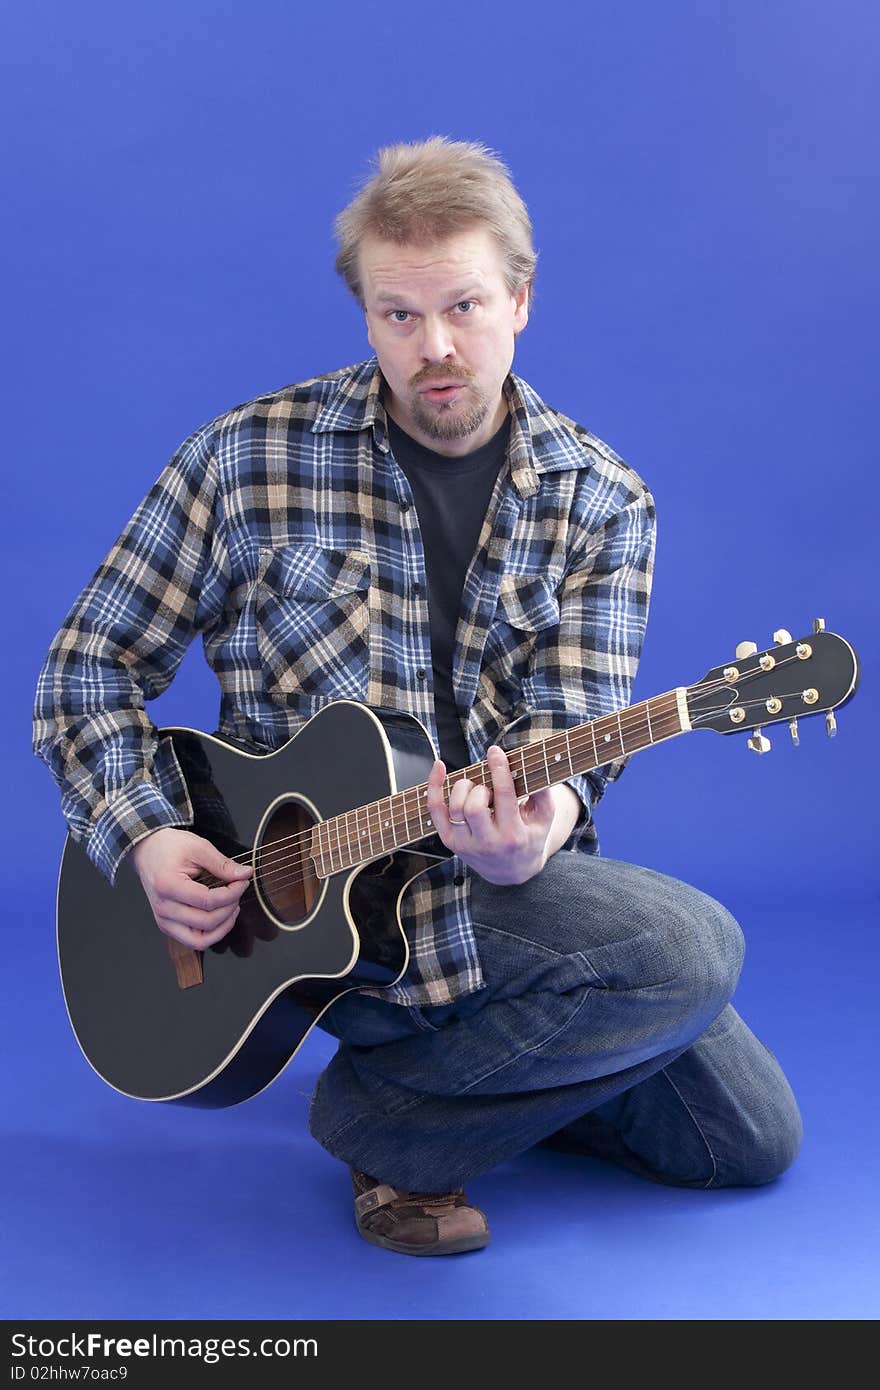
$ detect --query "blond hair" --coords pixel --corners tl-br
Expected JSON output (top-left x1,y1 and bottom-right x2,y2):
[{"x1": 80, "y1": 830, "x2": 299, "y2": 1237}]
[{"x1": 334, "y1": 136, "x2": 538, "y2": 309}]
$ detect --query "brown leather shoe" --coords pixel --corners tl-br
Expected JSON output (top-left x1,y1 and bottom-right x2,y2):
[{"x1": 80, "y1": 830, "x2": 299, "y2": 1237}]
[{"x1": 351, "y1": 1168, "x2": 491, "y2": 1256}]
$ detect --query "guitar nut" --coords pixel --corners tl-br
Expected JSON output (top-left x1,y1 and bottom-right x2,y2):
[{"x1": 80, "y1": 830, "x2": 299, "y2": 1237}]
[
  {"x1": 729, "y1": 707, "x2": 746, "y2": 723},
  {"x1": 802, "y1": 688, "x2": 819, "y2": 704},
  {"x1": 796, "y1": 643, "x2": 812, "y2": 659},
  {"x1": 765, "y1": 697, "x2": 782, "y2": 714}
]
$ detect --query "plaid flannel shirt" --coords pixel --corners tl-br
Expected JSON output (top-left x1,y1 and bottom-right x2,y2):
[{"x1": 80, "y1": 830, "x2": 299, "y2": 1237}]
[{"x1": 34, "y1": 357, "x2": 655, "y2": 1007}]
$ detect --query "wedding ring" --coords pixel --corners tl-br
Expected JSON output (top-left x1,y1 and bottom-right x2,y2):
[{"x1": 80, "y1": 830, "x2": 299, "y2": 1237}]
[{"x1": 448, "y1": 817, "x2": 467, "y2": 825}]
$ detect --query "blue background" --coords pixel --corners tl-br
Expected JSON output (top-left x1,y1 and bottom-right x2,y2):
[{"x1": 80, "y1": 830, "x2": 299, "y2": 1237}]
[{"x1": 4, "y1": 0, "x2": 877, "y2": 1321}]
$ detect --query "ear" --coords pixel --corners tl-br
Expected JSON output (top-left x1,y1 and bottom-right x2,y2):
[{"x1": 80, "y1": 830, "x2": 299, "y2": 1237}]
[
  {"x1": 512, "y1": 282, "x2": 530, "y2": 335},
  {"x1": 365, "y1": 309, "x2": 375, "y2": 352}
]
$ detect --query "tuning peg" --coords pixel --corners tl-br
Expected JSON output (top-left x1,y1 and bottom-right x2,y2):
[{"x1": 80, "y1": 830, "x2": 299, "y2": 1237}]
[
  {"x1": 735, "y1": 641, "x2": 758, "y2": 660},
  {"x1": 826, "y1": 710, "x2": 837, "y2": 738},
  {"x1": 747, "y1": 727, "x2": 771, "y2": 754},
  {"x1": 773, "y1": 629, "x2": 793, "y2": 646},
  {"x1": 789, "y1": 718, "x2": 800, "y2": 747},
  {"x1": 813, "y1": 617, "x2": 826, "y2": 633}
]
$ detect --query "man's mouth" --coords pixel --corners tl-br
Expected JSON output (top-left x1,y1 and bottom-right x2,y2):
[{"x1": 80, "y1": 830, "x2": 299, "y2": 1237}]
[{"x1": 420, "y1": 383, "x2": 466, "y2": 402}]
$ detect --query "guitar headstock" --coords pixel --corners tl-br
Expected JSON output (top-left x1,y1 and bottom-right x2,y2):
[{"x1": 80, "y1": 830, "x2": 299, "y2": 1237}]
[{"x1": 686, "y1": 620, "x2": 859, "y2": 750}]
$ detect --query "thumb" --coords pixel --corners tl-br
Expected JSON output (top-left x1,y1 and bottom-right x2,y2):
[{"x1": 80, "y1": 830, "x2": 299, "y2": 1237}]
[
  {"x1": 196, "y1": 837, "x2": 253, "y2": 881},
  {"x1": 523, "y1": 787, "x2": 556, "y2": 822}
]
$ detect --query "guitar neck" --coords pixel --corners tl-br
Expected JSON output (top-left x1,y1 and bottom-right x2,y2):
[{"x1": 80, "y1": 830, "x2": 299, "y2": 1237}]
[{"x1": 312, "y1": 687, "x2": 692, "y2": 878}]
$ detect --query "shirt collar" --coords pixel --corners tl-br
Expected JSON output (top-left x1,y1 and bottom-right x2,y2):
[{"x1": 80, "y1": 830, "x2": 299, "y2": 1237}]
[{"x1": 311, "y1": 357, "x2": 592, "y2": 500}]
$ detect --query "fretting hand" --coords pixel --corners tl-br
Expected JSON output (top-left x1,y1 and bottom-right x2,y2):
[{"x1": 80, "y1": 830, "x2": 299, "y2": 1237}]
[{"x1": 426, "y1": 745, "x2": 578, "y2": 885}]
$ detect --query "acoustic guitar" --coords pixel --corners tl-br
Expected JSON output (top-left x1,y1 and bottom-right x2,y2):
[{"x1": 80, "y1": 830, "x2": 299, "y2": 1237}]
[{"x1": 56, "y1": 621, "x2": 858, "y2": 1108}]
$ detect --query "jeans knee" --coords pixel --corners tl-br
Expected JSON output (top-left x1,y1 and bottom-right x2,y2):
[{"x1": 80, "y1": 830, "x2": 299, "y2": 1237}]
[
  {"x1": 704, "y1": 899, "x2": 745, "y2": 1003},
  {"x1": 715, "y1": 1077, "x2": 804, "y2": 1187},
  {"x1": 666, "y1": 890, "x2": 745, "y2": 1022}
]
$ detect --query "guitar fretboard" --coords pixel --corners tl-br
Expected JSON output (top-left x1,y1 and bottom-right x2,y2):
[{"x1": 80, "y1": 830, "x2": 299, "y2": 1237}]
[{"x1": 309, "y1": 688, "x2": 689, "y2": 878}]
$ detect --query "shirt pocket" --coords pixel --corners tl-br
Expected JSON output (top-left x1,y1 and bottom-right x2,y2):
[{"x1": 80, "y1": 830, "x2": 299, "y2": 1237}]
[
  {"x1": 255, "y1": 544, "x2": 371, "y2": 705},
  {"x1": 478, "y1": 572, "x2": 561, "y2": 712}
]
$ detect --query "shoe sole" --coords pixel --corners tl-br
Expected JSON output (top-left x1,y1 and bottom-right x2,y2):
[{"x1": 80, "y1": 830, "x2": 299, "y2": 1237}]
[{"x1": 356, "y1": 1224, "x2": 490, "y2": 1256}]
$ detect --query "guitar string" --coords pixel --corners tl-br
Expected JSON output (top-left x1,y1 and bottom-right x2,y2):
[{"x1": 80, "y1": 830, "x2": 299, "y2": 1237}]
[
  {"x1": 207, "y1": 661, "x2": 812, "y2": 897},
  {"x1": 213, "y1": 653, "x2": 807, "y2": 883},
  {"x1": 208, "y1": 697, "x2": 683, "y2": 872},
  {"x1": 241, "y1": 700, "x2": 683, "y2": 875},
  {"x1": 219, "y1": 674, "x2": 735, "y2": 879},
  {"x1": 211, "y1": 702, "x2": 686, "y2": 887},
  {"x1": 205, "y1": 705, "x2": 688, "y2": 904},
  {"x1": 226, "y1": 684, "x2": 811, "y2": 904},
  {"x1": 241, "y1": 708, "x2": 690, "y2": 898}
]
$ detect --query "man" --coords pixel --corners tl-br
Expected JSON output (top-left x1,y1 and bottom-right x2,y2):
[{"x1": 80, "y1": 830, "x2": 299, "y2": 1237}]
[{"x1": 34, "y1": 137, "x2": 802, "y2": 1257}]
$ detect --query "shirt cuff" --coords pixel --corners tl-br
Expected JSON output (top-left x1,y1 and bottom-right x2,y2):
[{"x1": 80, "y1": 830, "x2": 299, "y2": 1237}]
[
  {"x1": 86, "y1": 742, "x2": 194, "y2": 884},
  {"x1": 558, "y1": 773, "x2": 595, "y2": 852}
]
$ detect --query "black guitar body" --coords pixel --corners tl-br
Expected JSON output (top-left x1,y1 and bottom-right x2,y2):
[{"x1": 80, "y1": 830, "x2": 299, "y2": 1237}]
[{"x1": 57, "y1": 701, "x2": 441, "y2": 1107}]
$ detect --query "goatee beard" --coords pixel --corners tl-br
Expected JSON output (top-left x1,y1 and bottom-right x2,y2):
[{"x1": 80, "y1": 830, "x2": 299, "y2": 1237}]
[{"x1": 410, "y1": 387, "x2": 490, "y2": 443}]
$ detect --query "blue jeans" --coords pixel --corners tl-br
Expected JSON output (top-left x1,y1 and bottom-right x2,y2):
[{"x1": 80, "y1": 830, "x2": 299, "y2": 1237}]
[{"x1": 309, "y1": 853, "x2": 803, "y2": 1192}]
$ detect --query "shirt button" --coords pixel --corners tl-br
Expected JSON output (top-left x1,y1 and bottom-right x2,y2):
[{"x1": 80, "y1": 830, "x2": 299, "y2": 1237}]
[
  {"x1": 454, "y1": 873, "x2": 465, "y2": 887},
  {"x1": 412, "y1": 582, "x2": 422, "y2": 597},
  {"x1": 399, "y1": 499, "x2": 411, "y2": 512},
  {"x1": 416, "y1": 668, "x2": 427, "y2": 681}
]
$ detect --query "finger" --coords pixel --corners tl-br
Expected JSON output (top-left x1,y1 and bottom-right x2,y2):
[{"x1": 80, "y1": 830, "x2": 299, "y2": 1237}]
[
  {"x1": 426, "y1": 762, "x2": 481, "y2": 850},
  {"x1": 448, "y1": 777, "x2": 476, "y2": 824},
  {"x1": 159, "y1": 908, "x2": 241, "y2": 949},
  {"x1": 426, "y1": 759, "x2": 458, "y2": 843},
  {"x1": 485, "y1": 745, "x2": 520, "y2": 827},
  {"x1": 156, "y1": 897, "x2": 246, "y2": 934},
  {"x1": 192, "y1": 840, "x2": 253, "y2": 883},
  {"x1": 459, "y1": 781, "x2": 494, "y2": 837},
  {"x1": 159, "y1": 874, "x2": 251, "y2": 913}
]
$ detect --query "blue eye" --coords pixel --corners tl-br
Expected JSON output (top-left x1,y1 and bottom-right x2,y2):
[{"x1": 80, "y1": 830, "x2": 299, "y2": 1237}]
[
  {"x1": 456, "y1": 301, "x2": 474, "y2": 313},
  {"x1": 390, "y1": 311, "x2": 410, "y2": 324}
]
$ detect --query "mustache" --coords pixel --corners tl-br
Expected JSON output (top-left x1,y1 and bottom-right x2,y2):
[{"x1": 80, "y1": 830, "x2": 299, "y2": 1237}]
[{"x1": 411, "y1": 368, "x2": 474, "y2": 388}]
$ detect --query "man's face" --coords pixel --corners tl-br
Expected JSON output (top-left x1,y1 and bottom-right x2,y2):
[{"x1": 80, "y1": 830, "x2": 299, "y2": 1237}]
[{"x1": 361, "y1": 224, "x2": 530, "y2": 456}]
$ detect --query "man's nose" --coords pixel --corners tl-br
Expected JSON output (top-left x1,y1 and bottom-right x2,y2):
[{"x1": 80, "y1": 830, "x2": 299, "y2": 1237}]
[{"x1": 418, "y1": 314, "x2": 455, "y2": 361}]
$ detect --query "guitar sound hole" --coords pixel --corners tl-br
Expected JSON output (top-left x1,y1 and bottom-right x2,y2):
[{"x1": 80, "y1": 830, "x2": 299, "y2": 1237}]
[{"x1": 255, "y1": 798, "x2": 320, "y2": 926}]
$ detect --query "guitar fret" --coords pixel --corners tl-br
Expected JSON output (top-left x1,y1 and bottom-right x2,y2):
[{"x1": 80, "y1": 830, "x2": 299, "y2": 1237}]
[
  {"x1": 317, "y1": 820, "x2": 327, "y2": 877},
  {"x1": 333, "y1": 815, "x2": 343, "y2": 875},
  {"x1": 520, "y1": 747, "x2": 533, "y2": 796},
  {"x1": 548, "y1": 734, "x2": 567, "y2": 784},
  {"x1": 597, "y1": 717, "x2": 613, "y2": 760},
  {"x1": 305, "y1": 686, "x2": 694, "y2": 876},
  {"x1": 311, "y1": 824, "x2": 319, "y2": 877},
  {"x1": 511, "y1": 750, "x2": 525, "y2": 795},
  {"x1": 639, "y1": 702, "x2": 652, "y2": 748},
  {"x1": 655, "y1": 694, "x2": 672, "y2": 739}
]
